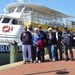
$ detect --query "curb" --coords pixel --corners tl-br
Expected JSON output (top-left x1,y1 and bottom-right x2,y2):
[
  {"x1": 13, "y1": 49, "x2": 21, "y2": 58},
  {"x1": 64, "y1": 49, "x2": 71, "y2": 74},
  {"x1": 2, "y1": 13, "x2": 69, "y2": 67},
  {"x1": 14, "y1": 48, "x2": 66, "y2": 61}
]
[
  {"x1": 0, "y1": 61, "x2": 23, "y2": 71},
  {"x1": 0, "y1": 55, "x2": 49, "y2": 71}
]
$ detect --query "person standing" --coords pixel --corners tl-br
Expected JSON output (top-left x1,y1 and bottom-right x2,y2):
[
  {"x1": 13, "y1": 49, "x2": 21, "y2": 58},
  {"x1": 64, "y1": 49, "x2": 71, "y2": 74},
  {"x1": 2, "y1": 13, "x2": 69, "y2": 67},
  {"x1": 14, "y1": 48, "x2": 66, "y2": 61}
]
[
  {"x1": 47, "y1": 28, "x2": 57, "y2": 62},
  {"x1": 32, "y1": 28, "x2": 44, "y2": 63},
  {"x1": 38, "y1": 25, "x2": 47, "y2": 62},
  {"x1": 28, "y1": 24, "x2": 34, "y2": 33},
  {"x1": 20, "y1": 25, "x2": 32, "y2": 64},
  {"x1": 61, "y1": 26, "x2": 74, "y2": 61},
  {"x1": 54, "y1": 26, "x2": 63, "y2": 60},
  {"x1": 27, "y1": 24, "x2": 34, "y2": 63}
]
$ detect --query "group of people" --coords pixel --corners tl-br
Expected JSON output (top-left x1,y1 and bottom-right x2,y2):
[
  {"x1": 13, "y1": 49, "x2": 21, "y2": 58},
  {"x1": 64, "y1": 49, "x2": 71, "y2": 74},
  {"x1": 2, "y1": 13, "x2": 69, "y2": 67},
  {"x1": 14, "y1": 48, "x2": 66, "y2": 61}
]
[{"x1": 20, "y1": 24, "x2": 74, "y2": 64}]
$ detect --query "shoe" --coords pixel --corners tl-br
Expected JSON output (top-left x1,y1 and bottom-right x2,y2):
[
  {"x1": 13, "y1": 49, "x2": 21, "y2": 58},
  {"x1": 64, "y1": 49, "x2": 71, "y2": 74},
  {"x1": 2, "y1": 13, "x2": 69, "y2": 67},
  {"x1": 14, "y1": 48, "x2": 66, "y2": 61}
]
[
  {"x1": 38, "y1": 60, "x2": 41, "y2": 63},
  {"x1": 60, "y1": 58, "x2": 63, "y2": 60},
  {"x1": 28, "y1": 61, "x2": 30, "y2": 63},
  {"x1": 49, "y1": 59, "x2": 52, "y2": 62},
  {"x1": 65, "y1": 58, "x2": 69, "y2": 61},
  {"x1": 23, "y1": 62, "x2": 26, "y2": 65},
  {"x1": 70, "y1": 58, "x2": 74, "y2": 61},
  {"x1": 53, "y1": 59, "x2": 55, "y2": 62},
  {"x1": 33, "y1": 61, "x2": 36, "y2": 64},
  {"x1": 55, "y1": 58, "x2": 58, "y2": 61},
  {"x1": 42, "y1": 60, "x2": 45, "y2": 62}
]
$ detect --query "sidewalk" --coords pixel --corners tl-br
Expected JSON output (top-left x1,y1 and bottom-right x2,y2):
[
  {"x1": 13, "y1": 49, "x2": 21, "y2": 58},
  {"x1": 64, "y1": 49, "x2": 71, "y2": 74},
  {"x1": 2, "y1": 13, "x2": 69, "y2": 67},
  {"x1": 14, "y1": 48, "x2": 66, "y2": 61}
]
[
  {"x1": 0, "y1": 51, "x2": 75, "y2": 75},
  {"x1": 0, "y1": 55, "x2": 49, "y2": 71}
]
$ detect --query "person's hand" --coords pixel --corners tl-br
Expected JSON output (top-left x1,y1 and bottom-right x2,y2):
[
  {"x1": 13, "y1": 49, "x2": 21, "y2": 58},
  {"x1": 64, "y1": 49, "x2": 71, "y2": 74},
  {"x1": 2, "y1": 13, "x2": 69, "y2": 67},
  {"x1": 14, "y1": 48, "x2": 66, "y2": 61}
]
[
  {"x1": 55, "y1": 45, "x2": 57, "y2": 47},
  {"x1": 36, "y1": 43, "x2": 38, "y2": 46},
  {"x1": 60, "y1": 41, "x2": 62, "y2": 44},
  {"x1": 68, "y1": 34, "x2": 70, "y2": 36}
]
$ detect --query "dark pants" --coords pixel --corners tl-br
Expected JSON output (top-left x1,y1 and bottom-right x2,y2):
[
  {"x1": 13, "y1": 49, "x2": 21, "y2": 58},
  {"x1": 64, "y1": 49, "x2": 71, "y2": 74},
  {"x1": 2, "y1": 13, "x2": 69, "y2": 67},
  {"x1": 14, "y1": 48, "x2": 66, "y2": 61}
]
[
  {"x1": 33, "y1": 46, "x2": 41, "y2": 61},
  {"x1": 31, "y1": 46, "x2": 34, "y2": 62},
  {"x1": 64, "y1": 44, "x2": 73, "y2": 59},
  {"x1": 55, "y1": 43, "x2": 62, "y2": 60},
  {"x1": 40, "y1": 47, "x2": 45, "y2": 61}
]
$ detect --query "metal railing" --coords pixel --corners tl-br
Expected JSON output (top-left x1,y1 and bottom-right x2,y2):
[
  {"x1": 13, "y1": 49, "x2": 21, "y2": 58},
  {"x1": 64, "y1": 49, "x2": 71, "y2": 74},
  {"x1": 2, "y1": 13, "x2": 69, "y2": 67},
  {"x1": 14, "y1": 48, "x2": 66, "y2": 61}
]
[{"x1": 0, "y1": 34, "x2": 20, "y2": 44}]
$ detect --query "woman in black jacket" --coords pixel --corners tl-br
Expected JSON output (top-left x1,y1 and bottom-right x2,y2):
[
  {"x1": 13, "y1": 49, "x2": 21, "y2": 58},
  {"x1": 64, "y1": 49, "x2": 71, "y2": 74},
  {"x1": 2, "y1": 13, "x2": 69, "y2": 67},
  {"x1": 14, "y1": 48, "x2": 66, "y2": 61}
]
[{"x1": 47, "y1": 28, "x2": 57, "y2": 62}]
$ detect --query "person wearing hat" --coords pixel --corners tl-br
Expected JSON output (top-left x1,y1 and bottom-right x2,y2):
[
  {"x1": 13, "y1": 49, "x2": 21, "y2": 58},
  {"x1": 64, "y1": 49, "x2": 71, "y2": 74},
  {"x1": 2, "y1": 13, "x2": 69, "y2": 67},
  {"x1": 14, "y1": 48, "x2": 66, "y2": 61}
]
[
  {"x1": 47, "y1": 27, "x2": 57, "y2": 62},
  {"x1": 38, "y1": 25, "x2": 47, "y2": 62},
  {"x1": 54, "y1": 26, "x2": 63, "y2": 60},
  {"x1": 61, "y1": 27, "x2": 74, "y2": 61}
]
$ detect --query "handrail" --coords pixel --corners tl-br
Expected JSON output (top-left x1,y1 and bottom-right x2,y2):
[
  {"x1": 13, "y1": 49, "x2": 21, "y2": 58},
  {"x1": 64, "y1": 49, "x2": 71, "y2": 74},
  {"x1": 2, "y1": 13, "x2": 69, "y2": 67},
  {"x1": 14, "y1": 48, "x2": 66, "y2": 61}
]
[{"x1": 0, "y1": 34, "x2": 16, "y2": 38}]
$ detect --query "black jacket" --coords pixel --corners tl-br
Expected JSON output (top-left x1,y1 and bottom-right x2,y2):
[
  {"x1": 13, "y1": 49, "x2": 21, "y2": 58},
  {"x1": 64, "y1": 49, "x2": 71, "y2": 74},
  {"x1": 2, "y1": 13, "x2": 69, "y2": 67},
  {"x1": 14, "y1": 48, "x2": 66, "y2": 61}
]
[
  {"x1": 54, "y1": 30, "x2": 62, "y2": 43},
  {"x1": 47, "y1": 32, "x2": 57, "y2": 45},
  {"x1": 39, "y1": 31, "x2": 47, "y2": 47},
  {"x1": 20, "y1": 31, "x2": 32, "y2": 45}
]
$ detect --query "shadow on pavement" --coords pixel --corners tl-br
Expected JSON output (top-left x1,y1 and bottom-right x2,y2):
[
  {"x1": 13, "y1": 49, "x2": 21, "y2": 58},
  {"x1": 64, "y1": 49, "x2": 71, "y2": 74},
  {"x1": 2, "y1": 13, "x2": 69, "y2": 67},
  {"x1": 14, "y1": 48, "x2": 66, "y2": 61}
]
[
  {"x1": 56, "y1": 70, "x2": 69, "y2": 74},
  {"x1": 24, "y1": 69, "x2": 69, "y2": 75}
]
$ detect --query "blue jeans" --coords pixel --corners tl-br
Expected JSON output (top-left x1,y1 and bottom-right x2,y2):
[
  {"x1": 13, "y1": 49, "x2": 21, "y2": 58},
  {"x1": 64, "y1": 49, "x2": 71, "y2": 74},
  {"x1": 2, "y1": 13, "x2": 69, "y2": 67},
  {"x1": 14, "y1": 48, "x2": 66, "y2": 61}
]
[{"x1": 48, "y1": 44, "x2": 55, "y2": 60}]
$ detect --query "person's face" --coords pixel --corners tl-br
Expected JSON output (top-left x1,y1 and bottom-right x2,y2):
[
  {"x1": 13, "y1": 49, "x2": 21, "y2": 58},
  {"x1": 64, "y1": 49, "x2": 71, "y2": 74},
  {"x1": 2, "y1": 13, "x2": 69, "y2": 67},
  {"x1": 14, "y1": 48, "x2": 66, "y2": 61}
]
[
  {"x1": 29, "y1": 25, "x2": 32, "y2": 29},
  {"x1": 64, "y1": 28, "x2": 67, "y2": 32},
  {"x1": 55, "y1": 28, "x2": 58, "y2": 31},
  {"x1": 34, "y1": 30, "x2": 38, "y2": 34},
  {"x1": 49, "y1": 30, "x2": 52, "y2": 33},
  {"x1": 24, "y1": 26, "x2": 27, "y2": 31},
  {"x1": 38, "y1": 27, "x2": 42, "y2": 31}
]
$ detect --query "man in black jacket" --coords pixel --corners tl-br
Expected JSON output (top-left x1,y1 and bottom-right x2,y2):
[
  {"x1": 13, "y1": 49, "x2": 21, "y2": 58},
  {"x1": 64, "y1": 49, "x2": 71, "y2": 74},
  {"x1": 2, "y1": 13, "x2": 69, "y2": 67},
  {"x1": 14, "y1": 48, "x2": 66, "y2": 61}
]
[
  {"x1": 20, "y1": 26, "x2": 32, "y2": 64},
  {"x1": 54, "y1": 26, "x2": 63, "y2": 60}
]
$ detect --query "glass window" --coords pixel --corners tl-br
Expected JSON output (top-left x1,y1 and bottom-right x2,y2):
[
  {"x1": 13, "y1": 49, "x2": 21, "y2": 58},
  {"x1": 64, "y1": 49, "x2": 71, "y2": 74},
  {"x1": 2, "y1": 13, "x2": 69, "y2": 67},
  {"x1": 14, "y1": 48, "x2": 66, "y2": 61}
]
[
  {"x1": 24, "y1": 6, "x2": 32, "y2": 12},
  {"x1": 18, "y1": 20, "x2": 22, "y2": 25},
  {"x1": 2, "y1": 18, "x2": 11, "y2": 23},
  {"x1": 16, "y1": 6, "x2": 24, "y2": 12},
  {"x1": 8, "y1": 7, "x2": 17, "y2": 13},
  {"x1": 12, "y1": 19, "x2": 18, "y2": 25},
  {"x1": 0, "y1": 17, "x2": 2, "y2": 20}
]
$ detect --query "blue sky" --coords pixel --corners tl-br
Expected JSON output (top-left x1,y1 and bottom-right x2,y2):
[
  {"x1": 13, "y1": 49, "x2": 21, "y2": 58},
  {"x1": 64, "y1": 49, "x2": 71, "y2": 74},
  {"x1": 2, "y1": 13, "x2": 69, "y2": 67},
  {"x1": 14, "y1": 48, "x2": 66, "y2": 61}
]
[{"x1": 0, "y1": 0, "x2": 75, "y2": 20}]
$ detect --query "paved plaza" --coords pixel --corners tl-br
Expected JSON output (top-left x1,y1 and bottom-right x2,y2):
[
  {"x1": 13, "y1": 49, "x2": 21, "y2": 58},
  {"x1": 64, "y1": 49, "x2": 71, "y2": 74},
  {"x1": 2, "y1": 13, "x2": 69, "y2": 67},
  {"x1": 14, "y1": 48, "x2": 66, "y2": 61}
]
[{"x1": 0, "y1": 50, "x2": 75, "y2": 75}]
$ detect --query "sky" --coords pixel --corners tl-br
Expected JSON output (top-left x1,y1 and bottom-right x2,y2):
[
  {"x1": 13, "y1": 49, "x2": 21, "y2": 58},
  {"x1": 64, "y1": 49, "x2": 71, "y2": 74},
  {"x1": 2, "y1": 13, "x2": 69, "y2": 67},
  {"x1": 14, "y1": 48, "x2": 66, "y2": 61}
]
[{"x1": 0, "y1": 0, "x2": 75, "y2": 21}]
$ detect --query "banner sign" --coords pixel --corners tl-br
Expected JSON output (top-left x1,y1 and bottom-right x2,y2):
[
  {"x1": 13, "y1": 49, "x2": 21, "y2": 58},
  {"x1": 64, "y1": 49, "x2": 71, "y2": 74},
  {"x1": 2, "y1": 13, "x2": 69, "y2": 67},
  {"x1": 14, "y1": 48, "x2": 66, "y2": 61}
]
[{"x1": 0, "y1": 45, "x2": 22, "y2": 53}]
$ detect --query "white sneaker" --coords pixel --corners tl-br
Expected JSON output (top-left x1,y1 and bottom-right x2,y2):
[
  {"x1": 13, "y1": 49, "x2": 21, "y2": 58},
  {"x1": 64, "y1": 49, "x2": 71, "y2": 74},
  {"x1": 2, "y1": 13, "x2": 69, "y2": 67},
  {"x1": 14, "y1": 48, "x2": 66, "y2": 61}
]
[
  {"x1": 33, "y1": 61, "x2": 36, "y2": 64},
  {"x1": 38, "y1": 60, "x2": 41, "y2": 63},
  {"x1": 53, "y1": 59, "x2": 55, "y2": 62},
  {"x1": 49, "y1": 59, "x2": 52, "y2": 62}
]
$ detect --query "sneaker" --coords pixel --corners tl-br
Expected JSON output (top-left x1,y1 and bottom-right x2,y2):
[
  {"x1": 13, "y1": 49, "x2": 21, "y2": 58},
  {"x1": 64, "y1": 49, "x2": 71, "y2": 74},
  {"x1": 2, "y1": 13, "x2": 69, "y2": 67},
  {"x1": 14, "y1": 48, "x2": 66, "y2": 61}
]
[
  {"x1": 33, "y1": 61, "x2": 36, "y2": 64},
  {"x1": 38, "y1": 60, "x2": 41, "y2": 63},
  {"x1": 28, "y1": 61, "x2": 30, "y2": 63},
  {"x1": 53, "y1": 59, "x2": 55, "y2": 62},
  {"x1": 23, "y1": 62, "x2": 26, "y2": 65},
  {"x1": 70, "y1": 58, "x2": 74, "y2": 61},
  {"x1": 65, "y1": 58, "x2": 69, "y2": 61},
  {"x1": 49, "y1": 59, "x2": 52, "y2": 62}
]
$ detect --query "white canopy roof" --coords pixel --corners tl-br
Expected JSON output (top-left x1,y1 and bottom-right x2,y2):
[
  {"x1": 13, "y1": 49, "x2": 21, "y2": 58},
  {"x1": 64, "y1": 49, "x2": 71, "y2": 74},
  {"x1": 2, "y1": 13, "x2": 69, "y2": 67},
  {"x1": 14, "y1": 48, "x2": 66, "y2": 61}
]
[
  {"x1": 0, "y1": 14, "x2": 20, "y2": 20},
  {"x1": 4, "y1": 3, "x2": 72, "y2": 18}
]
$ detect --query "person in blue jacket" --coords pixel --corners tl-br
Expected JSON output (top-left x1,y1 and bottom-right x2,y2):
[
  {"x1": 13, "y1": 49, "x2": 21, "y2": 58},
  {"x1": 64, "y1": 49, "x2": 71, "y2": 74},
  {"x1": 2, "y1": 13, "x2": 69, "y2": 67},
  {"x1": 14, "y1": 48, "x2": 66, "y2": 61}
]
[{"x1": 32, "y1": 28, "x2": 43, "y2": 63}]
